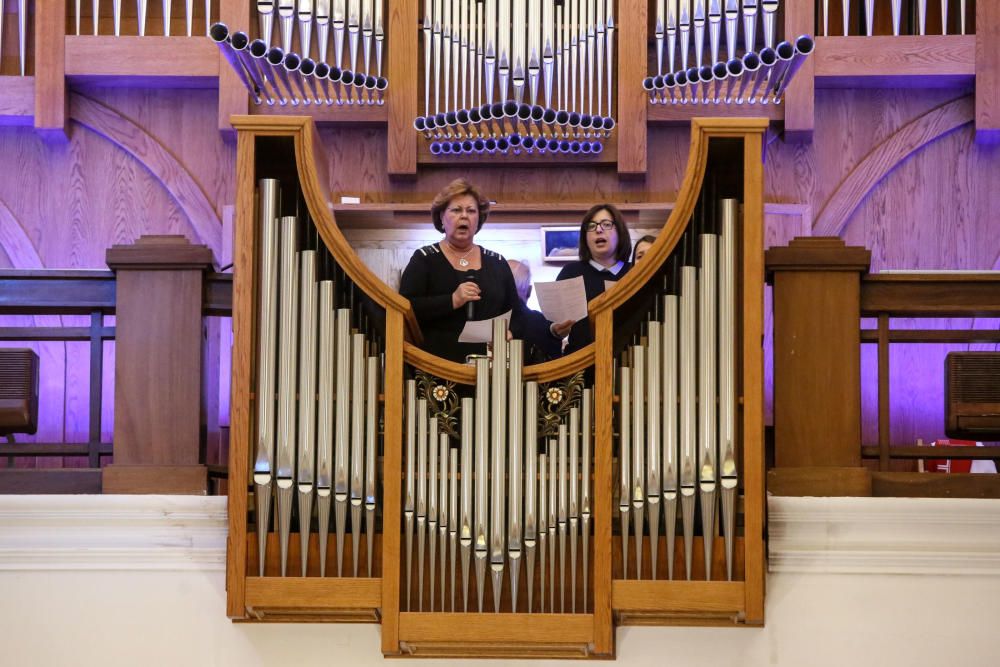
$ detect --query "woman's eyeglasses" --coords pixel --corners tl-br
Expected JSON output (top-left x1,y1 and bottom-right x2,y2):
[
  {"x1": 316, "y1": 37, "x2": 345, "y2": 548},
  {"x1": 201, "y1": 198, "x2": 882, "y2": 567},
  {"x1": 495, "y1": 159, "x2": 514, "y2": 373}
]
[
  {"x1": 448, "y1": 206, "x2": 479, "y2": 216},
  {"x1": 585, "y1": 220, "x2": 615, "y2": 232}
]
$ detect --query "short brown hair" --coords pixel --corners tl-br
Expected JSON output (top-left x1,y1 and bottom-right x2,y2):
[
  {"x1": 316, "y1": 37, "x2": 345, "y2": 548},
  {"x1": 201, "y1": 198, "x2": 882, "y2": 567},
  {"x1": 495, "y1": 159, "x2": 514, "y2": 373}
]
[
  {"x1": 430, "y1": 179, "x2": 491, "y2": 233},
  {"x1": 577, "y1": 203, "x2": 632, "y2": 263}
]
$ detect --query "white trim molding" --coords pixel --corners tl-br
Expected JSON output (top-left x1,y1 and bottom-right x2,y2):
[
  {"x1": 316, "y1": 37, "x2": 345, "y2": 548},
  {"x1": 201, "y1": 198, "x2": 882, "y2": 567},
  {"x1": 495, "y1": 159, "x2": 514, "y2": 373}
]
[
  {"x1": 0, "y1": 495, "x2": 227, "y2": 571},
  {"x1": 769, "y1": 495, "x2": 1000, "y2": 576}
]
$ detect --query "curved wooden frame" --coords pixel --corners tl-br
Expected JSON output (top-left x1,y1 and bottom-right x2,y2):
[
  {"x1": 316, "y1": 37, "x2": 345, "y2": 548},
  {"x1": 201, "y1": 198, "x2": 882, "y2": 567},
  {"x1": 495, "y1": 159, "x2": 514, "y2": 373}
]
[{"x1": 227, "y1": 115, "x2": 768, "y2": 657}]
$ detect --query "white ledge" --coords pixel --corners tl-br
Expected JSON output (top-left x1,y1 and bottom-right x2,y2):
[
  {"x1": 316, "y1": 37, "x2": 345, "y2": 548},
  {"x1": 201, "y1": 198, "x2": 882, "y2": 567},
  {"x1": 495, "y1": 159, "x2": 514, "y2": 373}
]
[
  {"x1": 0, "y1": 495, "x2": 227, "y2": 571},
  {"x1": 768, "y1": 495, "x2": 1000, "y2": 576}
]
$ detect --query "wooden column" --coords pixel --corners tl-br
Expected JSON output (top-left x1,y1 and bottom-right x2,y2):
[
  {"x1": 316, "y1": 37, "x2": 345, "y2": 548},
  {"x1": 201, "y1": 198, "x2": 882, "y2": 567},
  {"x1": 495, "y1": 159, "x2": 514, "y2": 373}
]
[
  {"x1": 104, "y1": 236, "x2": 215, "y2": 494},
  {"x1": 975, "y1": 0, "x2": 1000, "y2": 141},
  {"x1": 34, "y1": 0, "x2": 67, "y2": 136},
  {"x1": 765, "y1": 237, "x2": 870, "y2": 472},
  {"x1": 217, "y1": 0, "x2": 251, "y2": 133},
  {"x1": 386, "y1": 0, "x2": 418, "y2": 176},
  {"x1": 783, "y1": 0, "x2": 815, "y2": 141},
  {"x1": 615, "y1": 0, "x2": 646, "y2": 176}
]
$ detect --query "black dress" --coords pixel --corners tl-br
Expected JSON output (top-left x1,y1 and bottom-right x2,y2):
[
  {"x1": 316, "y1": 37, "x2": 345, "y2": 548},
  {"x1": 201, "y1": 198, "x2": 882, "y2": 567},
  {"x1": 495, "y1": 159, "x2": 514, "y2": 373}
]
[
  {"x1": 555, "y1": 259, "x2": 632, "y2": 354},
  {"x1": 399, "y1": 243, "x2": 555, "y2": 362}
]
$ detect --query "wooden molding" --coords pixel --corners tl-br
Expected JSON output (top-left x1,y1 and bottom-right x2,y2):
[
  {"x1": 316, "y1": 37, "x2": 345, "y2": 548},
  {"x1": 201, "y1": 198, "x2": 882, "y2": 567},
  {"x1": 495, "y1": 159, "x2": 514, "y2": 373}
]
[
  {"x1": 814, "y1": 35, "x2": 975, "y2": 87},
  {"x1": 386, "y1": 0, "x2": 417, "y2": 175},
  {"x1": 975, "y1": 0, "x2": 1000, "y2": 140},
  {"x1": 64, "y1": 36, "x2": 219, "y2": 84},
  {"x1": 783, "y1": 0, "x2": 815, "y2": 140},
  {"x1": 769, "y1": 495, "x2": 1000, "y2": 575},
  {"x1": 34, "y1": 0, "x2": 67, "y2": 136},
  {"x1": 813, "y1": 96, "x2": 973, "y2": 237},
  {"x1": 0, "y1": 495, "x2": 226, "y2": 570},
  {"x1": 615, "y1": 0, "x2": 647, "y2": 175}
]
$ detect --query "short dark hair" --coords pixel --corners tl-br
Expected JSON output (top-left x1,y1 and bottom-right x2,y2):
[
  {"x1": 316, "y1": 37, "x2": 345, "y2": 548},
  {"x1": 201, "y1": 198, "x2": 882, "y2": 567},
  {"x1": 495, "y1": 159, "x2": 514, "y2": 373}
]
[
  {"x1": 632, "y1": 235, "x2": 657, "y2": 263},
  {"x1": 430, "y1": 179, "x2": 491, "y2": 233},
  {"x1": 577, "y1": 203, "x2": 632, "y2": 263}
]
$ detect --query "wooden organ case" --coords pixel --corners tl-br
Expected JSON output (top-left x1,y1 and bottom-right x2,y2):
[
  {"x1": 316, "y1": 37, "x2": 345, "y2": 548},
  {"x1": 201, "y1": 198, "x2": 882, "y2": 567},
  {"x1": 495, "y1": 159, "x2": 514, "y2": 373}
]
[{"x1": 226, "y1": 116, "x2": 766, "y2": 657}]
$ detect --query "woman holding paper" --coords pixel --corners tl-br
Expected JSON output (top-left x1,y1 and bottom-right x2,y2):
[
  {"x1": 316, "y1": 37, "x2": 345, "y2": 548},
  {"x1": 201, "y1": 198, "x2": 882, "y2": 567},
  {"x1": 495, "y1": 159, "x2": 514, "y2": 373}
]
[
  {"x1": 399, "y1": 179, "x2": 565, "y2": 363},
  {"x1": 554, "y1": 204, "x2": 633, "y2": 354}
]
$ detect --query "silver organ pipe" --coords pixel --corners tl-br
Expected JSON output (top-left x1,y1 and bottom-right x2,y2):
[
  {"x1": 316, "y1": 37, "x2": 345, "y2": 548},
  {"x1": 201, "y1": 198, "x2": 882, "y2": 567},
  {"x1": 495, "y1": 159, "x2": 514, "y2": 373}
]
[
  {"x1": 630, "y1": 345, "x2": 645, "y2": 580},
  {"x1": 416, "y1": 398, "x2": 429, "y2": 608},
  {"x1": 297, "y1": 250, "x2": 318, "y2": 577},
  {"x1": 618, "y1": 365, "x2": 631, "y2": 579},
  {"x1": 350, "y1": 332, "x2": 366, "y2": 576},
  {"x1": 253, "y1": 179, "x2": 279, "y2": 577},
  {"x1": 698, "y1": 222, "x2": 719, "y2": 580},
  {"x1": 524, "y1": 381, "x2": 539, "y2": 613},
  {"x1": 334, "y1": 307, "x2": 352, "y2": 576},
  {"x1": 507, "y1": 340, "x2": 524, "y2": 611},
  {"x1": 568, "y1": 406, "x2": 579, "y2": 611},
  {"x1": 427, "y1": 414, "x2": 439, "y2": 610},
  {"x1": 646, "y1": 322, "x2": 662, "y2": 580},
  {"x1": 580, "y1": 387, "x2": 591, "y2": 612},
  {"x1": 415, "y1": 0, "x2": 616, "y2": 156},
  {"x1": 275, "y1": 215, "x2": 299, "y2": 578},
  {"x1": 405, "y1": 381, "x2": 417, "y2": 608},
  {"x1": 365, "y1": 354, "x2": 379, "y2": 577},
  {"x1": 316, "y1": 281, "x2": 334, "y2": 577},
  {"x1": 718, "y1": 199, "x2": 739, "y2": 581},
  {"x1": 547, "y1": 435, "x2": 557, "y2": 610},
  {"x1": 460, "y1": 396, "x2": 474, "y2": 611},
  {"x1": 538, "y1": 450, "x2": 548, "y2": 613},
  {"x1": 473, "y1": 356, "x2": 490, "y2": 612},
  {"x1": 489, "y1": 319, "x2": 508, "y2": 613}
]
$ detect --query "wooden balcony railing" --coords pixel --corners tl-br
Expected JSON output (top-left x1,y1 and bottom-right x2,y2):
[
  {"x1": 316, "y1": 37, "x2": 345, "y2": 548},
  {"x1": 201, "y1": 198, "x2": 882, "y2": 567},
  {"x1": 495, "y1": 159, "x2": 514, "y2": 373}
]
[
  {"x1": 0, "y1": 236, "x2": 233, "y2": 494},
  {"x1": 766, "y1": 237, "x2": 1000, "y2": 498}
]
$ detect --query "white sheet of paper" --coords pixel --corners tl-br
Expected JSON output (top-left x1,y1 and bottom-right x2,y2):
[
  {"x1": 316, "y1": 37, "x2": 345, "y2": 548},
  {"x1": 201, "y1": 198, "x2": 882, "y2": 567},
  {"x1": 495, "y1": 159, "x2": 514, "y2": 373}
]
[
  {"x1": 604, "y1": 280, "x2": 616, "y2": 293},
  {"x1": 458, "y1": 311, "x2": 512, "y2": 344},
  {"x1": 534, "y1": 276, "x2": 589, "y2": 324}
]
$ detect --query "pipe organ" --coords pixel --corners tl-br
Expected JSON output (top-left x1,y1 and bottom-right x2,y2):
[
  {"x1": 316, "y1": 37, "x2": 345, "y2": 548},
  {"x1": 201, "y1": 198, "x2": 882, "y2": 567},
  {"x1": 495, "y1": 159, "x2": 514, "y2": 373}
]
[{"x1": 228, "y1": 115, "x2": 764, "y2": 656}]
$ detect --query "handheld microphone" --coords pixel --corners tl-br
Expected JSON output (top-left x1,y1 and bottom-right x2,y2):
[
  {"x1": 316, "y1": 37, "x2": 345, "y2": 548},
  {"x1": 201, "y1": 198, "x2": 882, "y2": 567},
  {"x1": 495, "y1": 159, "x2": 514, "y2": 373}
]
[{"x1": 465, "y1": 270, "x2": 478, "y2": 320}]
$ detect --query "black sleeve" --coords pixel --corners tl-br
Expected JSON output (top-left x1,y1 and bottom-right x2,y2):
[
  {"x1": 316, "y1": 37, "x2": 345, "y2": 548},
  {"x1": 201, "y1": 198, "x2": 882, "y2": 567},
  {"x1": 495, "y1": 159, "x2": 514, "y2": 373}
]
[{"x1": 398, "y1": 250, "x2": 456, "y2": 320}]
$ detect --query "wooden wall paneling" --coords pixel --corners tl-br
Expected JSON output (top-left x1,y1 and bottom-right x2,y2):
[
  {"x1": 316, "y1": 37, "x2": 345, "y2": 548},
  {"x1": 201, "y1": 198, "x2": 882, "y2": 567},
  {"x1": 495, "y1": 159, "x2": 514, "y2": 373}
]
[
  {"x1": 69, "y1": 92, "x2": 225, "y2": 259},
  {"x1": 974, "y1": 0, "x2": 1000, "y2": 141},
  {"x1": 615, "y1": 0, "x2": 646, "y2": 176},
  {"x1": 814, "y1": 95, "x2": 973, "y2": 237},
  {"x1": 386, "y1": 0, "x2": 417, "y2": 176},
  {"x1": 783, "y1": 0, "x2": 815, "y2": 140},
  {"x1": 216, "y1": 0, "x2": 250, "y2": 133},
  {"x1": 35, "y1": 0, "x2": 67, "y2": 135}
]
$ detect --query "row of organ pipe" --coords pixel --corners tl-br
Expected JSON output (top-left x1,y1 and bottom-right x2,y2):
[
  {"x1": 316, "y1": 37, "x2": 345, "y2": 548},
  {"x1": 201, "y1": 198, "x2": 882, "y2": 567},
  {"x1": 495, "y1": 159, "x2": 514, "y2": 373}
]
[
  {"x1": 617, "y1": 197, "x2": 740, "y2": 581},
  {"x1": 253, "y1": 177, "x2": 383, "y2": 578},
  {"x1": 404, "y1": 321, "x2": 593, "y2": 613},
  {"x1": 416, "y1": 0, "x2": 617, "y2": 148},
  {"x1": 256, "y1": 0, "x2": 385, "y2": 77}
]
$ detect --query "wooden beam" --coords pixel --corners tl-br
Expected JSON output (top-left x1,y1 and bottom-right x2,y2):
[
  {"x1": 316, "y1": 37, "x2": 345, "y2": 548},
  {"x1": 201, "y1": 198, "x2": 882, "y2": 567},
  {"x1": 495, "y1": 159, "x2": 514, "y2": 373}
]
[
  {"x1": 386, "y1": 0, "x2": 417, "y2": 176},
  {"x1": 814, "y1": 36, "x2": 975, "y2": 87},
  {"x1": 975, "y1": 0, "x2": 1000, "y2": 141},
  {"x1": 783, "y1": 0, "x2": 815, "y2": 141},
  {"x1": 34, "y1": 0, "x2": 67, "y2": 136},
  {"x1": 217, "y1": 0, "x2": 250, "y2": 133},
  {"x1": 615, "y1": 0, "x2": 646, "y2": 176}
]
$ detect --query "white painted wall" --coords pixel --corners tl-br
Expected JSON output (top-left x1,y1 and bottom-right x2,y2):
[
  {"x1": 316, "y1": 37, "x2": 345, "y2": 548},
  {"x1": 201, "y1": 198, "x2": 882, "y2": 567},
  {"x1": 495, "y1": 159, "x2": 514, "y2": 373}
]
[{"x1": 2, "y1": 496, "x2": 999, "y2": 667}]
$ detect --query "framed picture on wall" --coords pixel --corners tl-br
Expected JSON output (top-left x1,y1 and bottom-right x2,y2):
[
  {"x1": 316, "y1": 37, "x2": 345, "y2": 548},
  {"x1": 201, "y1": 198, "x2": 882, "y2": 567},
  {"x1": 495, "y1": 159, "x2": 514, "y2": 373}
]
[{"x1": 540, "y1": 226, "x2": 581, "y2": 263}]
